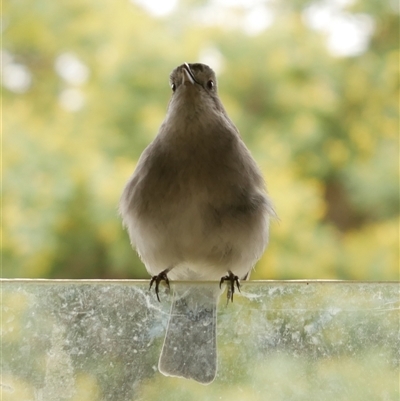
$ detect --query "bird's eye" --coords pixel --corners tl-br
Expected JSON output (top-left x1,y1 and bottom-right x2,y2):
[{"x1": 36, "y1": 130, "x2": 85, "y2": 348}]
[
  {"x1": 206, "y1": 79, "x2": 214, "y2": 90},
  {"x1": 171, "y1": 83, "x2": 176, "y2": 92}
]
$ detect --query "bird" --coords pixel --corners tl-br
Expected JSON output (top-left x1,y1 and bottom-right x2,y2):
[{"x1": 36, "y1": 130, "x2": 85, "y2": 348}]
[{"x1": 119, "y1": 62, "x2": 275, "y2": 384}]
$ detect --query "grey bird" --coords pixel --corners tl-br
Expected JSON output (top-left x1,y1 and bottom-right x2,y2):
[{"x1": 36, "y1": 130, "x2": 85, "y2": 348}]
[{"x1": 119, "y1": 62, "x2": 275, "y2": 384}]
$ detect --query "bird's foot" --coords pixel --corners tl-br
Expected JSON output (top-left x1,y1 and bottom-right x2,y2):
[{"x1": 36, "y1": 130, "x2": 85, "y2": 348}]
[
  {"x1": 149, "y1": 269, "x2": 170, "y2": 302},
  {"x1": 219, "y1": 270, "x2": 241, "y2": 304}
]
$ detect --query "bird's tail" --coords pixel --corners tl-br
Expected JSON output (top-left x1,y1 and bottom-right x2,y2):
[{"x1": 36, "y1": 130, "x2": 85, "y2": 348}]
[{"x1": 158, "y1": 283, "x2": 219, "y2": 384}]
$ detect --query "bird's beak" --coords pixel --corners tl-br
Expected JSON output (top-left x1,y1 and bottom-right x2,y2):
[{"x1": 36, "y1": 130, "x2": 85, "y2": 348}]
[{"x1": 182, "y1": 62, "x2": 195, "y2": 85}]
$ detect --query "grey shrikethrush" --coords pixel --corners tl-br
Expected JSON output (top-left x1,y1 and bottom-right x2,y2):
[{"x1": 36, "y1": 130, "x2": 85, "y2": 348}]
[{"x1": 119, "y1": 62, "x2": 275, "y2": 384}]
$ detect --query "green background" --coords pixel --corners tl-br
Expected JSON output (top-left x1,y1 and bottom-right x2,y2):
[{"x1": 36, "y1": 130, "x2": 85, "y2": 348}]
[{"x1": 3, "y1": 0, "x2": 399, "y2": 280}]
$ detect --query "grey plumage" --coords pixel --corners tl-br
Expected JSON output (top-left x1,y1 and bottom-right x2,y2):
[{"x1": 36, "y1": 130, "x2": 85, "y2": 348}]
[
  {"x1": 120, "y1": 63, "x2": 275, "y2": 384},
  {"x1": 158, "y1": 284, "x2": 218, "y2": 384}
]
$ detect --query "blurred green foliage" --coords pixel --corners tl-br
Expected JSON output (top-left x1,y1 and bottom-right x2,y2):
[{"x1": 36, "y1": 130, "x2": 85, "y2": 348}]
[{"x1": 3, "y1": 0, "x2": 399, "y2": 280}]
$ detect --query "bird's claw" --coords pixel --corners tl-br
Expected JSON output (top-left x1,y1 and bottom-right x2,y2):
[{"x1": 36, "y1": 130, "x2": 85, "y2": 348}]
[
  {"x1": 149, "y1": 270, "x2": 170, "y2": 302},
  {"x1": 219, "y1": 270, "x2": 241, "y2": 303}
]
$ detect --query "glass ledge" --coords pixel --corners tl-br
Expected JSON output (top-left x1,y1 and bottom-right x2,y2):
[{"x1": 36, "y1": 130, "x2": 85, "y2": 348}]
[{"x1": 1, "y1": 279, "x2": 399, "y2": 401}]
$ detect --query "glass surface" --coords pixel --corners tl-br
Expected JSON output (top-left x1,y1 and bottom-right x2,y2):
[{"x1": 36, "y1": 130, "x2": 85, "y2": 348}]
[{"x1": 1, "y1": 280, "x2": 399, "y2": 401}]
